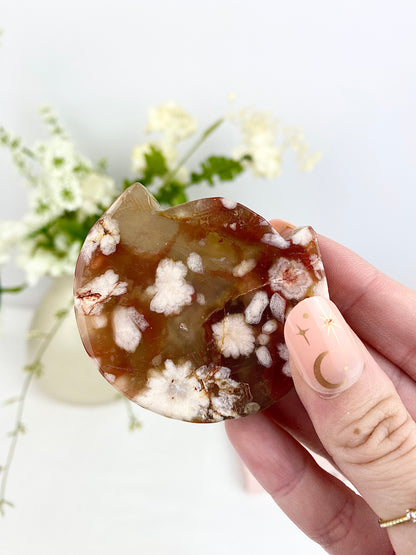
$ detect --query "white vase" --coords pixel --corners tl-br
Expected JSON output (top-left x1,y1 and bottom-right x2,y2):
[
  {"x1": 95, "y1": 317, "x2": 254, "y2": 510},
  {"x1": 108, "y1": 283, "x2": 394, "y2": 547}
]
[{"x1": 27, "y1": 276, "x2": 118, "y2": 404}]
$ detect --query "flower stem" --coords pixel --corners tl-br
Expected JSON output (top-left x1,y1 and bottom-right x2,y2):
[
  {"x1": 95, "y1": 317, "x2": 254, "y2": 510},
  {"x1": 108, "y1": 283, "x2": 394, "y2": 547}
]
[
  {"x1": 21, "y1": 146, "x2": 36, "y2": 159},
  {"x1": 0, "y1": 300, "x2": 72, "y2": 515},
  {"x1": 162, "y1": 118, "x2": 224, "y2": 185},
  {"x1": 123, "y1": 397, "x2": 142, "y2": 431}
]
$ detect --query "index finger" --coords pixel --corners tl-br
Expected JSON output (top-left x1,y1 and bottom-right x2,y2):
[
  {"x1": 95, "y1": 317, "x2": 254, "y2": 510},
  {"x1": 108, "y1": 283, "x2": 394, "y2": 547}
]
[{"x1": 270, "y1": 220, "x2": 416, "y2": 379}]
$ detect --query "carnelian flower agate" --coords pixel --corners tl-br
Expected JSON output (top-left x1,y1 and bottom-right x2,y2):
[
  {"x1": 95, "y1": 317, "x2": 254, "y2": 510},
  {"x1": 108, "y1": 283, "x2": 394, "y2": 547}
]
[{"x1": 74, "y1": 183, "x2": 328, "y2": 422}]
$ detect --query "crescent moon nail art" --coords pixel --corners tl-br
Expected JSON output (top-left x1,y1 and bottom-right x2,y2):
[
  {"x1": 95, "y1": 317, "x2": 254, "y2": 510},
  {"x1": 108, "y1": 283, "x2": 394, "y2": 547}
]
[
  {"x1": 284, "y1": 297, "x2": 364, "y2": 396},
  {"x1": 313, "y1": 350, "x2": 344, "y2": 389}
]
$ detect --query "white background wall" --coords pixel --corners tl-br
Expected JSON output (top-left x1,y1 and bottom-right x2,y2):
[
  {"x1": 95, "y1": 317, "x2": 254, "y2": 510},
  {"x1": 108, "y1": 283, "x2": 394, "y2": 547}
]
[{"x1": 1, "y1": 0, "x2": 416, "y2": 301}]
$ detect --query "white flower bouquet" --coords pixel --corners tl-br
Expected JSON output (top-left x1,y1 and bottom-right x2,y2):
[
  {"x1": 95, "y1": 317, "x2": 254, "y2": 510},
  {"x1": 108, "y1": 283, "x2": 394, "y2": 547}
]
[{"x1": 0, "y1": 101, "x2": 320, "y2": 290}]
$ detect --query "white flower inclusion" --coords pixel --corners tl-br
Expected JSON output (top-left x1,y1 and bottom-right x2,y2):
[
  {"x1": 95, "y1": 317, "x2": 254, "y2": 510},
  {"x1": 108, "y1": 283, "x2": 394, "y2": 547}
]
[
  {"x1": 277, "y1": 343, "x2": 291, "y2": 377},
  {"x1": 244, "y1": 291, "x2": 269, "y2": 324},
  {"x1": 112, "y1": 306, "x2": 149, "y2": 353},
  {"x1": 83, "y1": 215, "x2": 120, "y2": 263},
  {"x1": 148, "y1": 258, "x2": 195, "y2": 316},
  {"x1": 75, "y1": 269, "x2": 128, "y2": 315},
  {"x1": 232, "y1": 258, "x2": 256, "y2": 277},
  {"x1": 212, "y1": 313, "x2": 255, "y2": 359},
  {"x1": 262, "y1": 319, "x2": 278, "y2": 334},
  {"x1": 309, "y1": 253, "x2": 325, "y2": 278},
  {"x1": 269, "y1": 292, "x2": 286, "y2": 323},
  {"x1": 261, "y1": 231, "x2": 290, "y2": 250},
  {"x1": 268, "y1": 258, "x2": 313, "y2": 300},
  {"x1": 256, "y1": 346, "x2": 273, "y2": 368},
  {"x1": 291, "y1": 226, "x2": 313, "y2": 247},
  {"x1": 187, "y1": 252, "x2": 204, "y2": 273},
  {"x1": 136, "y1": 360, "x2": 209, "y2": 421},
  {"x1": 220, "y1": 198, "x2": 237, "y2": 210},
  {"x1": 196, "y1": 365, "x2": 248, "y2": 420}
]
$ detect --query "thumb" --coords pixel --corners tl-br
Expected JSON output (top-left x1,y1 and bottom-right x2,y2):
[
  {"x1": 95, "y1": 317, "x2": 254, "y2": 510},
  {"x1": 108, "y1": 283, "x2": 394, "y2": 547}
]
[{"x1": 284, "y1": 296, "x2": 416, "y2": 550}]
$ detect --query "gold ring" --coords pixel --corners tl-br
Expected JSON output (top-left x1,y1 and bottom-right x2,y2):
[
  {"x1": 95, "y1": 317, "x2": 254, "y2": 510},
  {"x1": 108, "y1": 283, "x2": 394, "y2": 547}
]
[{"x1": 378, "y1": 508, "x2": 416, "y2": 528}]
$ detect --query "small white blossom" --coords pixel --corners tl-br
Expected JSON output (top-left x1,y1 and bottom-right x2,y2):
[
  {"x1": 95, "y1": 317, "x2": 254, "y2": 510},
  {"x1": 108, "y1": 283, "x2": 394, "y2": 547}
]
[
  {"x1": 0, "y1": 221, "x2": 27, "y2": 265},
  {"x1": 131, "y1": 142, "x2": 154, "y2": 174},
  {"x1": 27, "y1": 179, "x2": 63, "y2": 226},
  {"x1": 148, "y1": 258, "x2": 194, "y2": 316},
  {"x1": 74, "y1": 269, "x2": 128, "y2": 315},
  {"x1": 79, "y1": 173, "x2": 117, "y2": 216},
  {"x1": 232, "y1": 109, "x2": 282, "y2": 178},
  {"x1": 34, "y1": 136, "x2": 78, "y2": 176},
  {"x1": 269, "y1": 258, "x2": 313, "y2": 300},
  {"x1": 283, "y1": 127, "x2": 322, "y2": 172},
  {"x1": 50, "y1": 173, "x2": 83, "y2": 212},
  {"x1": 17, "y1": 242, "x2": 81, "y2": 285},
  {"x1": 212, "y1": 313, "x2": 255, "y2": 358},
  {"x1": 231, "y1": 107, "x2": 321, "y2": 178},
  {"x1": 135, "y1": 360, "x2": 209, "y2": 422},
  {"x1": 146, "y1": 102, "x2": 197, "y2": 143},
  {"x1": 238, "y1": 109, "x2": 277, "y2": 143}
]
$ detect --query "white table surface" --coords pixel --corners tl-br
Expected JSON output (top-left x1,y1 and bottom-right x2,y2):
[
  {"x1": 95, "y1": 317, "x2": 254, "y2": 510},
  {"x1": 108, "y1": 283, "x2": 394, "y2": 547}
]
[{"x1": 0, "y1": 305, "x2": 324, "y2": 555}]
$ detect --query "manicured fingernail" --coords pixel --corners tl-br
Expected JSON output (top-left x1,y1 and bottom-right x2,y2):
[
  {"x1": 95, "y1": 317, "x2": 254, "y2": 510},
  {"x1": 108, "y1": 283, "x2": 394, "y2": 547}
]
[{"x1": 284, "y1": 297, "x2": 364, "y2": 397}]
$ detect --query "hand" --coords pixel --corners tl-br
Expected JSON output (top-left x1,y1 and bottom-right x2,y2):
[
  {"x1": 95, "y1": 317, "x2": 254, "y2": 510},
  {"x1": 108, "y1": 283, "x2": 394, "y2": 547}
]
[{"x1": 225, "y1": 221, "x2": 416, "y2": 555}]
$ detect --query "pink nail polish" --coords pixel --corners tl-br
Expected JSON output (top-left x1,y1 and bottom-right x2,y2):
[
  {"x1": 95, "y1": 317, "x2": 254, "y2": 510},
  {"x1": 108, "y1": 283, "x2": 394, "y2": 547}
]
[{"x1": 284, "y1": 297, "x2": 364, "y2": 396}]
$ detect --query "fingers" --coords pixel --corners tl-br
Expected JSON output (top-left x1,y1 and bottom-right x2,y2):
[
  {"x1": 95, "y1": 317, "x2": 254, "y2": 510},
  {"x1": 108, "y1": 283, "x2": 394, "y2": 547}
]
[
  {"x1": 265, "y1": 387, "x2": 329, "y2": 459},
  {"x1": 270, "y1": 219, "x2": 416, "y2": 380},
  {"x1": 225, "y1": 414, "x2": 392, "y2": 554},
  {"x1": 317, "y1": 234, "x2": 416, "y2": 379},
  {"x1": 285, "y1": 296, "x2": 416, "y2": 553}
]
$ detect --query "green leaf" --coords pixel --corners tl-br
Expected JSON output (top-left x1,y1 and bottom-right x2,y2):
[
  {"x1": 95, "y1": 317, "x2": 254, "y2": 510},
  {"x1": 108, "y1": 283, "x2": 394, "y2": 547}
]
[
  {"x1": 142, "y1": 146, "x2": 169, "y2": 186},
  {"x1": 8, "y1": 422, "x2": 26, "y2": 437},
  {"x1": 0, "y1": 498, "x2": 15, "y2": 517},
  {"x1": 123, "y1": 177, "x2": 141, "y2": 191},
  {"x1": 154, "y1": 182, "x2": 188, "y2": 206},
  {"x1": 28, "y1": 212, "x2": 100, "y2": 251},
  {"x1": 2, "y1": 397, "x2": 21, "y2": 407},
  {"x1": 128, "y1": 415, "x2": 142, "y2": 432},
  {"x1": 190, "y1": 156, "x2": 245, "y2": 186},
  {"x1": 55, "y1": 308, "x2": 70, "y2": 320},
  {"x1": 96, "y1": 157, "x2": 108, "y2": 172},
  {"x1": 24, "y1": 361, "x2": 43, "y2": 377}
]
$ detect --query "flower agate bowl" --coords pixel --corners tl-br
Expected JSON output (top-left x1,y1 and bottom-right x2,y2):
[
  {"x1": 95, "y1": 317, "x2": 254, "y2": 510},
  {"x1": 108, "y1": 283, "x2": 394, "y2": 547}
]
[{"x1": 74, "y1": 183, "x2": 328, "y2": 422}]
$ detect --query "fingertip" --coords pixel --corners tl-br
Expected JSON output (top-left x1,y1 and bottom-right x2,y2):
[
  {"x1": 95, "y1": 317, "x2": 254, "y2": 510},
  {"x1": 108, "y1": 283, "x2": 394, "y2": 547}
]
[
  {"x1": 269, "y1": 219, "x2": 296, "y2": 238},
  {"x1": 284, "y1": 296, "x2": 364, "y2": 398}
]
